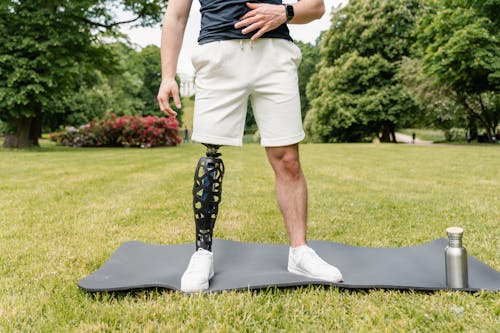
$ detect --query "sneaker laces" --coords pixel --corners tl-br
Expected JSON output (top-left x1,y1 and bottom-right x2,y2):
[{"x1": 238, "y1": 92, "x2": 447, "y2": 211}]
[
  {"x1": 298, "y1": 247, "x2": 328, "y2": 268},
  {"x1": 185, "y1": 248, "x2": 212, "y2": 275},
  {"x1": 191, "y1": 248, "x2": 212, "y2": 261}
]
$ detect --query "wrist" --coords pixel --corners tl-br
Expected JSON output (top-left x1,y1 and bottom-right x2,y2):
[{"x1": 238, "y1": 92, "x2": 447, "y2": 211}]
[{"x1": 161, "y1": 76, "x2": 176, "y2": 84}]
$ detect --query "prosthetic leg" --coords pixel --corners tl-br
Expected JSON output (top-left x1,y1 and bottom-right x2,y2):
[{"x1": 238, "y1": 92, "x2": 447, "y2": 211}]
[{"x1": 192, "y1": 144, "x2": 225, "y2": 251}]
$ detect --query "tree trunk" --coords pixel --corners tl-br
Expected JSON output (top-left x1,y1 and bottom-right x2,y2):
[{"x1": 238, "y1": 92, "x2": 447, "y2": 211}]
[
  {"x1": 2, "y1": 117, "x2": 32, "y2": 149},
  {"x1": 29, "y1": 107, "x2": 43, "y2": 146},
  {"x1": 468, "y1": 117, "x2": 478, "y2": 142},
  {"x1": 390, "y1": 126, "x2": 397, "y2": 143},
  {"x1": 380, "y1": 122, "x2": 394, "y2": 143}
]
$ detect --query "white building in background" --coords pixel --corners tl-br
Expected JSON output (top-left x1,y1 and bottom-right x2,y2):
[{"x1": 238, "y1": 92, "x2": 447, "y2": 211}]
[{"x1": 179, "y1": 72, "x2": 195, "y2": 97}]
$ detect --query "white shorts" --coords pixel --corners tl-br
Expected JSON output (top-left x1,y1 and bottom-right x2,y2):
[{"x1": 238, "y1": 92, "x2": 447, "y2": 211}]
[{"x1": 191, "y1": 38, "x2": 305, "y2": 147}]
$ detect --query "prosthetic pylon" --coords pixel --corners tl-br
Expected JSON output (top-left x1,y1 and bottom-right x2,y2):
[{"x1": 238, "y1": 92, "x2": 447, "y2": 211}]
[{"x1": 192, "y1": 144, "x2": 225, "y2": 251}]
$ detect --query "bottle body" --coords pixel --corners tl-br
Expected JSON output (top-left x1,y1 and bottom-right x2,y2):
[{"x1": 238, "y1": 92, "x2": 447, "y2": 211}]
[
  {"x1": 445, "y1": 246, "x2": 468, "y2": 288},
  {"x1": 445, "y1": 227, "x2": 468, "y2": 289}
]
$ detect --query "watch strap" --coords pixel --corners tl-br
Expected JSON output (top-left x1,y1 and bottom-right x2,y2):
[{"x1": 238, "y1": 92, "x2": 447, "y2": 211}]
[{"x1": 283, "y1": 4, "x2": 294, "y2": 23}]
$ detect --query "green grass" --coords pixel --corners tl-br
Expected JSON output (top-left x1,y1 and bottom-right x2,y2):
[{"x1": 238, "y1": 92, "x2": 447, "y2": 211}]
[
  {"x1": 1, "y1": 141, "x2": 499, "y2": 332},
  {"x1": 181, "y1": 96, "x2": 194, "y2": 131}
]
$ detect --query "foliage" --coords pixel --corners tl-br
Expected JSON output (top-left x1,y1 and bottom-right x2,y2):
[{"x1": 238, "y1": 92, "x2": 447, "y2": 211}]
[
  {"x1": 100, "y1": 43, "x2": 147, "y2": 117},
  {"x1": 244, "y1": 103, "x2": 258, "y2": 135},
  {"x1": 306, "y1": 0, "x2": 423, "y2": 143},
  {"x1": 53, "y1": 43, "x2": 184, "y2": 129},
  {"x1": 42, "y1": 71, "x2": 114, "y2": 132},
  {"x1": 133, "y1": 45, "x2": 182, "y2": 119},
  {"x1": 296, "y1": 41, "x2": 320, "y2": 118},
  {"x1": 0, "y1": 0, "x2": 167, "y2": 148},
  {"x1": 49, "y1": 115, "x2": 181, "y2": 148},
  {"x1": 414, "y1": 0, "x2": 500, "y2": 141},
  {"x1": 397, "y1": 57, "x2": 468, "y2": 134}
]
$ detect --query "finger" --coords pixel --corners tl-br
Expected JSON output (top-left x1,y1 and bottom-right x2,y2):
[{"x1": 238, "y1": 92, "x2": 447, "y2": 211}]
[
  {"x1": 157, "y1": 96, "x2": 178, "y2": 117},
  {"x1": 250, "y1": 20, "x2": 276, "y2": 40},
  {"x1": 234, "y1": 17, "x2": 259, "y2": 29},
  {"x1": 234, "y1": 17, "x2": 253, "y2": 29},
  {"x1": 239, "y1": 15, "x2": 263, "y2": 32},
  {"x1": 251, "y1": 28, "x2": 267, "y2": 40},
  {"x1": 238, "y1": 11, "x2": 253, "y2": 21},
  {"x1": 245, "y1": 2, "x2": 261, "y2": 9},
  {"x1": 236, "y1": 11, "x2": 258, "y2": 27},
  {"x1": 239, "y1": 3, "x2": 264, "y2": 20},
  {"x1": 162, "y1": 106, "x2": 178, "y2": 117},
  {"x1": 242, "y1": 21, "x2": 264, "y2": 35},
  {"x1": 168, "y1": 85, "x2": 182, "y2": 110},
  {"x1": 172, "y1": 91, "x2": 182, "y2": 109}
]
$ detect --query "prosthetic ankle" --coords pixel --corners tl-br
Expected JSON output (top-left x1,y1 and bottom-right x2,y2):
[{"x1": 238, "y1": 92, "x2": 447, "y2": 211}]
[{"x1": 192, "y1": 144, "x2": 225, "y2": 251}]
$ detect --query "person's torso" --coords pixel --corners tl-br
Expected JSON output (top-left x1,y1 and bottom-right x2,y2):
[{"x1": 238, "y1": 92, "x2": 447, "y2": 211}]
[{"x1": 198, "y1": 0, "x2": 292, "y2": 44}]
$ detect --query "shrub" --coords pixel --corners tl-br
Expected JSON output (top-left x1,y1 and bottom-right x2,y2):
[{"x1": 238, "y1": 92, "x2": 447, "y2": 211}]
[{"x1": 50, "y1": 115, "x2": 182, "y2": 148}]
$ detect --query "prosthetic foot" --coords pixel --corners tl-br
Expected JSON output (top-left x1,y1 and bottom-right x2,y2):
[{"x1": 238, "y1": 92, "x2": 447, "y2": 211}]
[{"x1": 192, "y1": 144, "x2": 225, "y2": 251}]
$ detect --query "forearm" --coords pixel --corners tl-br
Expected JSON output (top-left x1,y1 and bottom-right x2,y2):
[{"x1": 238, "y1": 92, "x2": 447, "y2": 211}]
[
  {"x1": 288, "y1": 0, "x2": 325, "y2": 24},
  {"x1": 157, "y1": 0, "x2": 192, "y2": 116},
  {"x1": 235, "y1": 0, "x2": 325, "y2": 40},
  {"x1": 160, "y1": 0, "x2": 192, "y2": 81}
]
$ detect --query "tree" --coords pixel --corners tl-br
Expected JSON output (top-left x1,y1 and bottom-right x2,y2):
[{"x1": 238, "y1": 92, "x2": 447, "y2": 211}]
[
  {"x1": 44, "y1": 43, "x2": 150, "y2": 131},
  {"x1": 397, "y1": 57, "x2": 468, "y2": 140},
  {"x1": 397, "y1": 57, "x2": 467, "y2": 141},
  {"x1": 414, "y1": 0, "x2": 500, "y2": 142},
  {"x1": 132, "y1": 45, "x2": 183, "y2": 124},
  {"x1": 56, "y1": 43, "x2": 183, "y2": 128},
  {"x1": 305, "y1": 0, "x2": 424, "y2": 142},
  {"x1": 296, "y1": 41, "x2": 320, "y2": 119},
  {"x1": 105, "y1": 43, "x2": 146, "y2": 117},
  {"x1": 0, "y1": 0, "x2": 166, "y2": 149},
  {"x1": 134, "y1": 45, "x2": 162, "y2": 117}
]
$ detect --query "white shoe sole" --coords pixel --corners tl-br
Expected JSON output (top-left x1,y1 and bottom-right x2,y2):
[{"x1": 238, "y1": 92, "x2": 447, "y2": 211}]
[{"x1": 288, "y1": 265, "x2": 343, "y2": 283}]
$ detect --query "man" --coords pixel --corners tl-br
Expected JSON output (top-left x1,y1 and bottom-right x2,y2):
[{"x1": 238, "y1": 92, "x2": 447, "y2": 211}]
[{"x1": 157, "y1": 0, "x2": 342, "y2": 293}]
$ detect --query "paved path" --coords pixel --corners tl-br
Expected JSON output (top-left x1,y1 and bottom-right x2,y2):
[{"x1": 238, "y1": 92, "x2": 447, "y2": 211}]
[{"x1": 395, "y1": 133, "x2": 433, "y2": 145}]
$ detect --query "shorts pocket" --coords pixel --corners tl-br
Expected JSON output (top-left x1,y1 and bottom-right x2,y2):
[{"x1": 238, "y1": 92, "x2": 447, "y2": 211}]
[
  {"x1": 272, "y1": 39, "x2": 302, "y2": 69},
  {"x1": 191, "y1": 42, "x2": 224, "y2": 74}
]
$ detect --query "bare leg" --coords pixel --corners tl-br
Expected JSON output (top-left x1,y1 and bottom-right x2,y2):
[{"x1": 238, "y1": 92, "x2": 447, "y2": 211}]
[
  {"x1": 266, "y1": 144, "x2": 343, "y2": 282},
  {"x1": 265, "y1": 144, "x2": 307, "y2": 248}
]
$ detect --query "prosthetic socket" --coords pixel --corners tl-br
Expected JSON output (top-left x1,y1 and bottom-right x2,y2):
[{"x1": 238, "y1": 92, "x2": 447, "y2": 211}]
[{"x1": 193, "y1": 145, "x2": 225, "y2": 251}]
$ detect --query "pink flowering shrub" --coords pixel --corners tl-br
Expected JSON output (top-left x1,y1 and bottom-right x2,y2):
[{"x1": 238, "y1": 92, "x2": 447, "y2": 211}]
[{"x1": 50, "y1": 115, "x2": 182, "y2": 148}]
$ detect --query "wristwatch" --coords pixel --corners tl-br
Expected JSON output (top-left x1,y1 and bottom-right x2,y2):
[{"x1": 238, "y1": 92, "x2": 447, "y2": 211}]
[{"x1": 283, "y1": 4, "x2": 294, "y2": 23}]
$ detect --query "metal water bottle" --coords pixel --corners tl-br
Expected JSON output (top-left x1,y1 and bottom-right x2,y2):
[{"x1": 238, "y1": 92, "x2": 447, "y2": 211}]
[{"x1": 445, "y1": 227, "x2": 468, "y2": 289}]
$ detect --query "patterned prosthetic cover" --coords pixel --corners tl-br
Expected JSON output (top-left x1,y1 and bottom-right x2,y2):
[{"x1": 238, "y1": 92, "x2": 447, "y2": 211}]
[{"x1": 192, "y1": 145, "x2": 224, "y2": 251}]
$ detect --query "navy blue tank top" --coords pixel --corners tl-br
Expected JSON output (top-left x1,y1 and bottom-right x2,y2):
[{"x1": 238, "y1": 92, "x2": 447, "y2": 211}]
[{"x1": 198, "y1": 0, "x2": 292, "y2": 44}]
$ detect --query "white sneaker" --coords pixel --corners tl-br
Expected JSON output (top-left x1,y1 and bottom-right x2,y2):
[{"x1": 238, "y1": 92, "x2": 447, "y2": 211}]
[
  {"x1": 288, "y1": 245, "x2": 343, "y2": 283},
  {"x1": 180, "y1": 248, "x2": 214, "y2": 293}
]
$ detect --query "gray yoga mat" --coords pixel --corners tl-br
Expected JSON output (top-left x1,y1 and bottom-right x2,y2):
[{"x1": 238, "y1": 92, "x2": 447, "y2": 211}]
[{"x1": 78, "y1": 238, "x2": 500, "y2": 293}]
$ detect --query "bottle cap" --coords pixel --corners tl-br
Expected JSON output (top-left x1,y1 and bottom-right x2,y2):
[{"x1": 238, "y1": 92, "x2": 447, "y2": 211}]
[{"x1": 446, "y1": 227, "x2": 464, "y2": 235}]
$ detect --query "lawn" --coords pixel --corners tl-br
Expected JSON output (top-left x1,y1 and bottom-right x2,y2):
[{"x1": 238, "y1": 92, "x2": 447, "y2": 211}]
[
  {"x1": 181, "y1": 96, "x2": 194, "y2": 131},
  {"x1": 0, "y1": 141, "x2": 499, "y2": 332}
]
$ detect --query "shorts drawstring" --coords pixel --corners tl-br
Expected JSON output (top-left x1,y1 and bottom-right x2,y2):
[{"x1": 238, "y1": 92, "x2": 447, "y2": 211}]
[{"x1": 239, "y1": 39, "x2": 254, "y2": 50}]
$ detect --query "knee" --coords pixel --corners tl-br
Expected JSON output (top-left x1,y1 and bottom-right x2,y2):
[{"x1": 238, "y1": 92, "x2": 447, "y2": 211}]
[{"x1": 269, "y1": 149, "x2": 302, "y2": 181}]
